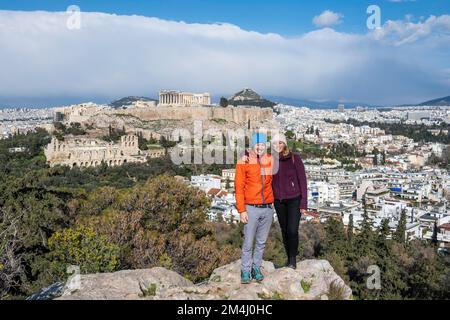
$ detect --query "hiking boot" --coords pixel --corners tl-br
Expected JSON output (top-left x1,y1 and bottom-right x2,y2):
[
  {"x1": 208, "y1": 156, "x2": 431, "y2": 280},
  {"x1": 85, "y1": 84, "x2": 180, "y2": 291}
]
[
  {"x1": 284, "y1": 258, "x2": 290, "y2": 267},
  {"x1": 251, "y1": 266, "x2": 264, "y2": 282},
  {"x1": 241, "y1": 271, "x2": 251, "y2": 284},
  {"x1": 288, "y1": 256, "x2": 297, "y2": 269}
]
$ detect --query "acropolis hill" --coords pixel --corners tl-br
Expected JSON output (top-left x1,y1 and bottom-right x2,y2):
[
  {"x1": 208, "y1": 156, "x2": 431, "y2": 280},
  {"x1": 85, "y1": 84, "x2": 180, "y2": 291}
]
[{"x1": 54, "y1": 89, "x2": 275, "y2": 138}]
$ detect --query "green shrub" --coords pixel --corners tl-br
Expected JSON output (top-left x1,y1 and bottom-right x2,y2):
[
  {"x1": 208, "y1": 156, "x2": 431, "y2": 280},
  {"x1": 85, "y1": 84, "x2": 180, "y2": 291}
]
[{"x1": 47, "y1": 226, "x2": 120, "y2": 279}]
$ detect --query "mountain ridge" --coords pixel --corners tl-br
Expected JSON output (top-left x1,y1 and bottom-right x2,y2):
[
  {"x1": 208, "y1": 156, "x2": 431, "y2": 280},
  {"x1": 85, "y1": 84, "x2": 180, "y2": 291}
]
[{"x1": 417, "y1": 95, "x2": 450, "y2": 106}]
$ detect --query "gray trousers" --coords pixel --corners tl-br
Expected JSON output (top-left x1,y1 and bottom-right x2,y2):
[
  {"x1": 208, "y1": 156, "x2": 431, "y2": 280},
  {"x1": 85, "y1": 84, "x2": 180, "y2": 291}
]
[{"x1": 241, "y1": 204, "x2": 274, "y2": 273}]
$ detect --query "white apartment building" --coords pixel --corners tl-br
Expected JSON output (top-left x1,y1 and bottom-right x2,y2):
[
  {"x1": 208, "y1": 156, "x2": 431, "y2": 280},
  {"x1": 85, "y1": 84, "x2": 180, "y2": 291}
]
[
  {"x1": 221, "y1": 168, "x2": 236, "y2": 189},
  {"x1": 190, "y1": 174, "x2": 222, "y2": 192},
  {"x1": 308, "y1": 181, "x2": 340, "y2": 205}
]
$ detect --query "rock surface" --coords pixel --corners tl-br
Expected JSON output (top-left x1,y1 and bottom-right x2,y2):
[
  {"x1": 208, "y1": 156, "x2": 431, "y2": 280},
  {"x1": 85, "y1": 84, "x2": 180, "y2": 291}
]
[
  {"x1": 57, "y1": 267, "x2": 192, "y2": 300},
  {"x1": 56, "y1": 260, "x2": 352, "y2": 300}
]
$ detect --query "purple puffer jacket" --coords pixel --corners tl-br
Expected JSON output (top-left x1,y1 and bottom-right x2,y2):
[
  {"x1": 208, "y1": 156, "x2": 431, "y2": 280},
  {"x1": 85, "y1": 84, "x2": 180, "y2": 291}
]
[{"x1": 272, "y1": 152, "x2": 308, "y2": 209}]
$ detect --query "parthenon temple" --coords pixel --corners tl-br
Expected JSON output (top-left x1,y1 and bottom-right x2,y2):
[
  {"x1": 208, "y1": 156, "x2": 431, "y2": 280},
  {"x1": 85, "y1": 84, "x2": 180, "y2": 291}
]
[{"x1": 159, "y1": 90, "x2": 211, "y2": 106}]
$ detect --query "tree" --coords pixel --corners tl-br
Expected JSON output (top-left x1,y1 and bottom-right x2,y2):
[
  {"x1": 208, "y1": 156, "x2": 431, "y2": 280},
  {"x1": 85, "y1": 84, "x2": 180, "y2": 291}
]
[
  {"x1": 431, "y1": 221, "x2": 439, "y2": 246},
  {"x1": 394, "y1": 209, "x2": 407, "y2": 244},
  {"x1": 46, "y1": 226, "x2": 120, "y2": 279},
  {"x1": 160, "y1": 136, "x2": 176, "y2": 150},
  {"x1": 138, "y1": 134, "x2": 149, "y2": 150},
  {"x1": 375, "y1": 218, "x2": 392, "y2": 267},
  {"x1": 347, "y1": 214, "x2": 354, "y2": 244},
  {"x1": 323, "y1": 216, "x2": 346, "y2": 256},
  {"x1": 0, "y1": 210, "x2": 24, "y2": 299},
  {"x1": 76, "y1": 175, "x2": 231, "y2": 282},
  {"x1": 377, "y1": 218, "x2": 391, "y2": 249},
  {"x1": 405, "y1": 240, "x2": 444, "y2": 299},
  {"x1": 0, "y1": 170, "x2": 70, "y2": 296},
  {"x1": 355, "y1": 198, "x2": 376, "y2": 257},
  {"x1": 219, "y1": 97, "x2": 229, "y2": 108},
  {"x1": 285, "y1": 130, "x2": 295, "y2": 140}
]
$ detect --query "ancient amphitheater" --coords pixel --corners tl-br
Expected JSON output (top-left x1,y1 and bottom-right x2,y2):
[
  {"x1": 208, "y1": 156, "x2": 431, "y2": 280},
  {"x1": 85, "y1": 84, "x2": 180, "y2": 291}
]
[{"x1": 44, "y1": 135, "x2": 165, "y2": 168}]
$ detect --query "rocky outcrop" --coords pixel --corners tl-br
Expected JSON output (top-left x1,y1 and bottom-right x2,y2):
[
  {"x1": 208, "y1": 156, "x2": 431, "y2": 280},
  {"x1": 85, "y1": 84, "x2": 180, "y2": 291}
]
[
  {"x1": 57, "y1": 268, "x2": 192, "y2": 300},
  {"x1": 54, "y1": 260, "x2": 352, "y2": 300}
]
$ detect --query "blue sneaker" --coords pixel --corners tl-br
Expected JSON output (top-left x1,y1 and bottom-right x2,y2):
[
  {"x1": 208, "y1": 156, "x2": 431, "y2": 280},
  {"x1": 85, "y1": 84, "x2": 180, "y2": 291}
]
[
  {"x1": 241, "y1": 271, "x2": 251, "y2": 284},
  {"x1": 252, "y1": 266, "x2": 264, "y2": 282}
]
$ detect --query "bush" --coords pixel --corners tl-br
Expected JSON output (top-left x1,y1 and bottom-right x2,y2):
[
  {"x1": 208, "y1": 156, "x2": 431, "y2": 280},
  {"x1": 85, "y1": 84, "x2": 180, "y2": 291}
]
[
  {"x1": 47, "y1": 226, "x2": 120, "y2": 279},
  {"x1": 76, "y1": 175, "x2": 231, "y2": 282}
]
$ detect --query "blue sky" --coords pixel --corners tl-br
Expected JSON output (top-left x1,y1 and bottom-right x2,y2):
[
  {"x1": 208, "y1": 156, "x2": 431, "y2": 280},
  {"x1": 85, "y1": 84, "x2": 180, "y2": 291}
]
[
  {"x1": 0, "y1": 1, "x2": 449, "y2": 107},
  {"x1": 1, "y1": 0, "x2": 448, "y2": 36}
]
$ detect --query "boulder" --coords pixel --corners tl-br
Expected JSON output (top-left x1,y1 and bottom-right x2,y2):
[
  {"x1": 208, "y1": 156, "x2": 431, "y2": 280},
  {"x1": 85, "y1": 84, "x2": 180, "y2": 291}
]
[
  {"x1": 53, "y1": 260, "x2": 352, "y2": 300},
  {"x1": 57, "y1": 267, "x2": 192, "y2": 300}
]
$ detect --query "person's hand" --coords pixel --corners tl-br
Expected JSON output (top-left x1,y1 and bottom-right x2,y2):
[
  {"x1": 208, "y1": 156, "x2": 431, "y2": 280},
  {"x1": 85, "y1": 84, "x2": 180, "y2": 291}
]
[
  {"x1": 240, "y1": 154, "x2": 249, "y2": 162},
  {"x1": 300, "y1": 209, "x2": 306, "y2": 215},
  {"x1": 240, "y1": 211, "x2": 249, "y2": 224}
]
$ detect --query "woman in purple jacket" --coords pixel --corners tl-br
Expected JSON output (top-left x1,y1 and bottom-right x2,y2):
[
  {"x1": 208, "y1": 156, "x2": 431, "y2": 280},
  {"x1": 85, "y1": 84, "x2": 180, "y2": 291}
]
[{"x1": 271, "y1": 133, "x2": 308, "y2": 269}]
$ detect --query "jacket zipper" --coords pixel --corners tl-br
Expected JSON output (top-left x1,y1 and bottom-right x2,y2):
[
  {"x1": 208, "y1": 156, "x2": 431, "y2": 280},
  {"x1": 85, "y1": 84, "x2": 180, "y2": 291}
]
[
  {"x1": 277, "y1": 156, "x2": 283, "y2": 201},
  {"x1": 258, "y1": 156, "x2": 265, "y2": 204}
]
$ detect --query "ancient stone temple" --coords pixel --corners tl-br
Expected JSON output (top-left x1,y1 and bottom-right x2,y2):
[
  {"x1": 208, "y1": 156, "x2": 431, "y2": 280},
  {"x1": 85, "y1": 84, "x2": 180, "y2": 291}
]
[
  {"x1": 44, "y1": 134, "x2": 163, "y2": 168},
  {"x1": 159, "y1": 90, "x2": 211, "y2": 106}
]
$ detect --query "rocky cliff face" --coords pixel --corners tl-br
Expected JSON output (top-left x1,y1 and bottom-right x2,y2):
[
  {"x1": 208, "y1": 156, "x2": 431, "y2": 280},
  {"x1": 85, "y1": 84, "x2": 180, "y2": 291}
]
[{"x1": 52, "y1": 260, "x2": 352, "y2": 300}]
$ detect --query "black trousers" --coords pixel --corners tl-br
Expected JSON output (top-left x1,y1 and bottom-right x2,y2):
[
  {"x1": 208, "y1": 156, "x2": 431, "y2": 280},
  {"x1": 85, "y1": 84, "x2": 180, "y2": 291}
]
[{"x1": 274, "y1": 196, "x2": 301, "y2": 258}]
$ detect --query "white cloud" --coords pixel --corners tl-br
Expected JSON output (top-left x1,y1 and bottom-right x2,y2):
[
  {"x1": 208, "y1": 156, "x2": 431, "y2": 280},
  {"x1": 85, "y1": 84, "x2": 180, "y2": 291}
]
[
  {"x1": 0, "y1": 10, "x2": 449, "y2": 106},
  {"x1": 372, "y1": 15, "x2": 450, "y2": 45},
  {"x1": 312, "y1": 10, "x2": 343, "y2": 28}
]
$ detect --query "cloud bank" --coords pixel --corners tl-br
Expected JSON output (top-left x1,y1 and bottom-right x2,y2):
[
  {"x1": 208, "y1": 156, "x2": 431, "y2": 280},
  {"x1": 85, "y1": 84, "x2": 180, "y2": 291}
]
[{"x1": 0, "y1": 10, "x2": 449, "y2": 106}]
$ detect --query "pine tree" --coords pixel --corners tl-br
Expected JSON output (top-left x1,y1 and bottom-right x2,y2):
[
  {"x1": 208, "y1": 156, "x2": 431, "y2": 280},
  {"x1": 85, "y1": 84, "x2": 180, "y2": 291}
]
[
  {"x1": 378, "y1": 218, "x2": 391, "y2": 242},
  {"x1": 431, "y1": 221, "x2": 439, "y2": 246},
  {"x1": 324, "y1": 216, "x2": 346, "y2": 255},
  {"x1": 356, "y1": 196, "x2": 375, "y2": 257},
  {"x1": 376, "y1": 218, "x2": 391, "y2": 256},
  {"x1": 347, "y1": 214, "x2": 354, "y2": 244},
  {"x1": 219, "y1": 97, "x2": 228, "y2": 107},
  {"x1": 394, "y1": 209, "x2": 407, "y2": 244}
]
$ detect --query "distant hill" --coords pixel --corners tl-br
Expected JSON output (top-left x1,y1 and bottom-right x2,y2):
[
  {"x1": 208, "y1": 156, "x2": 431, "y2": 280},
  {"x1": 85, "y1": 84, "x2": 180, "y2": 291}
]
[
  {"x1": 227, "y1": 88, "x2": 276, "y2": 108},
  {"x1": 265, "y1": 96, "x2": 379, "y2": 109},
  {"x1": 109, "y1": 96, "x2": 157, "y2": 108},
  {"x1": 417, "y1": 96, "x2": 450, "y2": 106}
]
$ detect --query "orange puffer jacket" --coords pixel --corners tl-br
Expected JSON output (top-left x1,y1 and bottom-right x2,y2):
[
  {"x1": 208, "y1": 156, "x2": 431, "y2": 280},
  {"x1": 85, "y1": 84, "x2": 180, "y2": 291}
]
[{"x1": 234, "y1": 151, "x2": 274, "y2": 213}]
